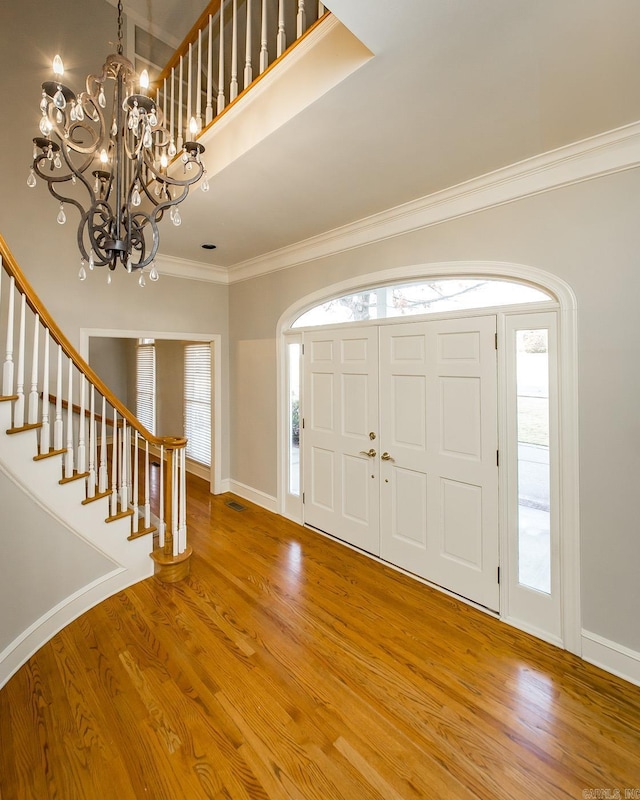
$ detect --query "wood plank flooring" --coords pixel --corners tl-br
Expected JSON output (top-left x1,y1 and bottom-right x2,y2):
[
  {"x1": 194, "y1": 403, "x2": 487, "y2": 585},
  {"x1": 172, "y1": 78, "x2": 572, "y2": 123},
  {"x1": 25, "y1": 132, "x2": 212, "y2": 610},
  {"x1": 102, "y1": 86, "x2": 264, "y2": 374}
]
[{"x1": 2, "y1": 474, "x2": 640, "y2": 799}]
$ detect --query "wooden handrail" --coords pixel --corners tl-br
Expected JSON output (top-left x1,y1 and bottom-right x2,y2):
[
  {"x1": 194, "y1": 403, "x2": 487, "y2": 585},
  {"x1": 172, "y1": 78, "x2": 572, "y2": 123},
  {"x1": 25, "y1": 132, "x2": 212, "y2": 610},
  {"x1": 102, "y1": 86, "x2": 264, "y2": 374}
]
[
  {"x1": 43, "y1": 393, "x2": 187, "y2": 447},
  {"x1": 0, "y1": 234, "x2": 186, "y2": 451},
  {"x1": 154, "y1": 0, "x2": 223, "y2": 87}
]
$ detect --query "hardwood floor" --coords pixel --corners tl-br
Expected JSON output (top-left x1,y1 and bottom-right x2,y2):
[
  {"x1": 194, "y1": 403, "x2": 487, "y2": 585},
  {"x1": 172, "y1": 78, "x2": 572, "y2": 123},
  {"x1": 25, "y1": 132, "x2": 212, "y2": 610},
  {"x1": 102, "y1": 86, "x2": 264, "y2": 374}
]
[{"x1": 1, "y1": 474, "x2": 639, "y2": 799}]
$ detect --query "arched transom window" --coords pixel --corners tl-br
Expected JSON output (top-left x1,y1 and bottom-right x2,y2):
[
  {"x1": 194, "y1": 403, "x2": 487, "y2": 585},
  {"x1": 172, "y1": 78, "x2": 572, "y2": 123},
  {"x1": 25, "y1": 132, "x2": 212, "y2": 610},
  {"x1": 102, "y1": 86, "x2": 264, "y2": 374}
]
[{"x1": 292, "y1": 278, "x2": 551, "y2": 328}]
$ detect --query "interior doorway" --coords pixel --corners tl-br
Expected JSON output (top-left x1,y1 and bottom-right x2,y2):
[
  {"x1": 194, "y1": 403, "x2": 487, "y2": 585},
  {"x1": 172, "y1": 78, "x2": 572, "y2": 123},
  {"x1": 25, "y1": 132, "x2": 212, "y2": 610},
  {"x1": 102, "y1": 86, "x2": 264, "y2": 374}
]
[{"x1": 79, "y1": 328, "x2": 222, "y2": 495}]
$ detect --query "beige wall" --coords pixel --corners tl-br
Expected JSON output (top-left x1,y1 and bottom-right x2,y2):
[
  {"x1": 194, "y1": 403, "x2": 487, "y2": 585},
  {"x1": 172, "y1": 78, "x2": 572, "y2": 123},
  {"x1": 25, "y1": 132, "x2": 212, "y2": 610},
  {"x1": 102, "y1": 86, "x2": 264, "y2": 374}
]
[
  {"x1": 88, "y1": 338, "x2": 134, "y2": 411},
  {"x1": 156, "y1": 340, "x2": 186, "y2": 437},
  {"x1": 229, "y1": 167, "x2": 640, "y2": 653}
]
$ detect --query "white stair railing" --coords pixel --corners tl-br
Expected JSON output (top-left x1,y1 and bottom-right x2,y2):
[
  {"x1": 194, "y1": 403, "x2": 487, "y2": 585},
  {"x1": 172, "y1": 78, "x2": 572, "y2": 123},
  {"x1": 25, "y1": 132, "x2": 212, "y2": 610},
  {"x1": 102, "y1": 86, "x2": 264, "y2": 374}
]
[
  {"x1": 154, "y1": 0, "x2": 330, "y2": 148},
  {"x1": 0, "y1": 234, "x2": 191, "y2": 582}
]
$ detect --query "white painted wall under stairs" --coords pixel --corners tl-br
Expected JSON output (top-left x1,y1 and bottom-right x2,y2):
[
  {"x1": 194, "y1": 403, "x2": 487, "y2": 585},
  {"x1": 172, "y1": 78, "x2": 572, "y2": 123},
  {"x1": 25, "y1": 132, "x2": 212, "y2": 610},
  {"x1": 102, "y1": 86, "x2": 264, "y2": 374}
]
[{"x1": 0, "y1": 400, "x2": 154, "y2": 688}]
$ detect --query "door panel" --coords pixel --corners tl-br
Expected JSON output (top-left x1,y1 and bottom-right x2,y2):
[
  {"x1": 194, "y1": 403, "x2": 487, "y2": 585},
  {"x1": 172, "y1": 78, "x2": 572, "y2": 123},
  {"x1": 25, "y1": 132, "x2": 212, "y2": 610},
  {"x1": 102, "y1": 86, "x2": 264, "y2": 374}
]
[
  {"x1": 380, "y1": 316, "x2": 499, "y2": 610},
  {"x1": 303, "y1": 327, "x2": 379, "y2": 554}
]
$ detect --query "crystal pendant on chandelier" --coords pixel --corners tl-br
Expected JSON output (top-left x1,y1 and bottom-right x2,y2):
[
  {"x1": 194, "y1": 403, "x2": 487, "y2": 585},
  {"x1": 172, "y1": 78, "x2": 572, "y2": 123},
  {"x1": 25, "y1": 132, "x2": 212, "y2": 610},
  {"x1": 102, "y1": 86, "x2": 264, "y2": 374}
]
[
  {"x1": 201, "y1": 172, "x2": 210, "y2": 192},
  {"x1": 107, "y1": 273, "x2": 112, "y2": 285},
  {"x1": 26, "y1": 169, "x2": 36, "y2": 188},
  {"x1": 131, "y1": 184, "x2": 141, "y2": 206},
  {"x1": 149, "y1": 263, "x2": 159, "y2": 281},
  {"x1": 138, "y1": 271, "x2": 146, "y2": 287},
  {"x1": 53, "y1": 88, "x2": 66, "y2": 110},
  {"x1": 57, "y1": 203, "x2": 66, "y2": 225},
  {"x1": 78, "y1": 262, "x2": 87, "y2": 281}
]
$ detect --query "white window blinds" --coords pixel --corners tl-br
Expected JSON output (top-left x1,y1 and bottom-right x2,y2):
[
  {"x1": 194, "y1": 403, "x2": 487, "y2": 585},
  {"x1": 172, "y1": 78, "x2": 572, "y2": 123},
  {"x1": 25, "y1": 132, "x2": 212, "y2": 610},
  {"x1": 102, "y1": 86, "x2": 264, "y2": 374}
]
[
  {"x1": 136, "y1": 341, "x2": 156, "y2": 435},
  {"x1": 184, "y1": 344, "x2": 211, "y2": 465}
]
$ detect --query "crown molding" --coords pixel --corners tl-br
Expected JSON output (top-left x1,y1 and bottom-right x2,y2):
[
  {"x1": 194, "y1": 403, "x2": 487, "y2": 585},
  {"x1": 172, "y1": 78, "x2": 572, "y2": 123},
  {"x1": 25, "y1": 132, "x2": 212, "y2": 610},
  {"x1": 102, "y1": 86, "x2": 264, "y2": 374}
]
[
  {"x1": 153, "y1": 252, "x2": 229, "y2": 284},
  {"x1": 155, "y1": 121, "x2": 640, "y2": 285},
  {"x1": 228, "y1": 120, "x2": 640, "y2": 284}
]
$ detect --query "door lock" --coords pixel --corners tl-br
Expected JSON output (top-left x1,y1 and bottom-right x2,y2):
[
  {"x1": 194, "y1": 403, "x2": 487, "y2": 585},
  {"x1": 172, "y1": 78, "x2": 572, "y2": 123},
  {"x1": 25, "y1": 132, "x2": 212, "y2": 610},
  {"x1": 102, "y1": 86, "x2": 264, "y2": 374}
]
[{"x1": 369, "y1": 431, "x2": 377, "y2": 440}]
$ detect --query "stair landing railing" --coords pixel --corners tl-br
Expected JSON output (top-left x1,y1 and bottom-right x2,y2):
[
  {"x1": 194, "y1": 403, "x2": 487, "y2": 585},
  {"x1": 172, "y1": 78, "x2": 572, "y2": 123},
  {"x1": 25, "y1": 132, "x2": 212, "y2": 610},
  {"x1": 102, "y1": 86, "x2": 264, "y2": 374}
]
[
  {"x1": 0, "y1": 233, "x2": 191, "y2": 582},
  {"x1": 152, "y1": 0, "x2": 329, "y2": 149}
]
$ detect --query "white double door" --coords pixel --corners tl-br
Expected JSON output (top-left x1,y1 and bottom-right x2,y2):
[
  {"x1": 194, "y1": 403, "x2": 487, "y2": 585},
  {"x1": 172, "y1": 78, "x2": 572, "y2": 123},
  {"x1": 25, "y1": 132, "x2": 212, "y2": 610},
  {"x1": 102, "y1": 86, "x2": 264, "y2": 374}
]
[{"x1": 303, "y1": 316, "x2": 499, "y2": 611}]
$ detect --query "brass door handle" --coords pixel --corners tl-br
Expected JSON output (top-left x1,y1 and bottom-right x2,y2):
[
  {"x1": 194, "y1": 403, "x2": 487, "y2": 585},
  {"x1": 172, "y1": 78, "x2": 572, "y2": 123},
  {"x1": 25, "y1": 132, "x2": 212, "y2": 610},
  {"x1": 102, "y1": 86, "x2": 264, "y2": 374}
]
[
  {"x1": 359, "y1": 449, "x2": 377, "y2": 458},
  {"x1": 381, "y1": 452, "x2": 395, "y2": 461}
]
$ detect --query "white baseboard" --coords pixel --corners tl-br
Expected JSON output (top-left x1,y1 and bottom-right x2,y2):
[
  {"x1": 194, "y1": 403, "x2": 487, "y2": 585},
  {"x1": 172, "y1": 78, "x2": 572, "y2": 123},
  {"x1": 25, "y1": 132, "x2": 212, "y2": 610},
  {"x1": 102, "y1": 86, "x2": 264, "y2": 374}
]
[
  {"x1": 225, "y1": 480, "x2": 278, "y2": 513},
  {"x1": 0, "y1": 562, "x2": 153, "y2": 689},
  {"x1": 503, "y1": 616, "x2": 564, "y2": 651},
  {"x1": 582, "y1": 630, "x2": 640, "y2": 688}
]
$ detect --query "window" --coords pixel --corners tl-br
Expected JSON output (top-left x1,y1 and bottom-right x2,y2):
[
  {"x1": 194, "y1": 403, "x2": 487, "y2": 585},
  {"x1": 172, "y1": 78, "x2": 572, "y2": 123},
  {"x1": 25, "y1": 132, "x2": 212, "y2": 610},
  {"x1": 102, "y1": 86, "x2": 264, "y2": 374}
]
[
  {"x1": 292, "y1": 279, "x2": 550, "y2": 328},
  {"x1": 516, "y1": 329, "x2": 551, "y2": 594},
  {"x1": 287, "y1": 342, "x2": 301, "y2": 496},
  {"x1": 136, "y1": 339, "x2": 156, "y2": 435},
  {"x1": 184, "y1": 344, "x2": 211, "y2": 466}
]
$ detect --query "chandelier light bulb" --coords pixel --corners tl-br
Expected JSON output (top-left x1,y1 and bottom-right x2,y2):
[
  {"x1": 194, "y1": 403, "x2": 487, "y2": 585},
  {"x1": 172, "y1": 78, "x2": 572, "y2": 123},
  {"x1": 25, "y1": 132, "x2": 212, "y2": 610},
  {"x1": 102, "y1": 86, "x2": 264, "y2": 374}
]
[
  {"x1": 140, "y1": 69, "x2": 150, "y2": 90},
  {"x1": 100, "y1": 148, "x2": 109, "y2": 164},
  {"x1": 52, "y1": 54, "x2": 64, "y2": 76},
  {"x1": 189, "y1": 116, "x2": 198, "y2": 136},
  {"x1": 160, "y1": 153, "x2": 168, "y2": 169}
]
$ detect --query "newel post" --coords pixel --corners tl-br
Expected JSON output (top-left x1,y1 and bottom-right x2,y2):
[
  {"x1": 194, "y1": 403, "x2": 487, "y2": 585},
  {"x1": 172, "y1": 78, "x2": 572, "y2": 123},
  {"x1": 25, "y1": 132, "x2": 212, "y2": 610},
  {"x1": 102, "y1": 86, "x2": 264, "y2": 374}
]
[{"x1": 151, "y1": 438, "x2": 192, "y2": 583}]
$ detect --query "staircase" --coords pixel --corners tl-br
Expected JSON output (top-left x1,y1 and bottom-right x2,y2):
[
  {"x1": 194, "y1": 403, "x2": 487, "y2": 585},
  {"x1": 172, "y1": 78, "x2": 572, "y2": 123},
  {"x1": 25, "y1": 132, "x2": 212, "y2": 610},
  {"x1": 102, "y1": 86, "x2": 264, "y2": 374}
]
[{"x1": 0, "y1": 235, "x2": 190, "y2": 688}]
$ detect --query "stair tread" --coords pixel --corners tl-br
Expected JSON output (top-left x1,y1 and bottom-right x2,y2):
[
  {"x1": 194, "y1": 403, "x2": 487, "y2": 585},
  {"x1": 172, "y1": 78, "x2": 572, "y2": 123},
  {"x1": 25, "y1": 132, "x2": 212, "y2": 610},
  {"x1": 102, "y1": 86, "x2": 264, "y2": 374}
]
[
  {"x1": 59, "y1": 471, "x2": 90, "y2": 485},
  {"x1": 128, "y1": 524, "x2": 157, "y2": 541},
  {"x1": 34, "y1": 448, "x2": 67, "y2": 461},
  {"x1": 81, "y1": 489, "x2": 111, "y2": 505},
  {"x1": 106, "y1": 508, "x2": 135, "y2": 523},
  {"x1": 7, "y1": 422, "x2": 42, "y2": 435}
]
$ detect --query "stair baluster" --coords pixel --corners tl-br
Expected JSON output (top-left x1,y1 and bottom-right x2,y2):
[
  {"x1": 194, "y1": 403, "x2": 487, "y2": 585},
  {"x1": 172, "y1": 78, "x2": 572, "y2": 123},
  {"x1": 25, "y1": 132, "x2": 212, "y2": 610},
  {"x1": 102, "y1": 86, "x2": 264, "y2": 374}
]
[
  {"x1": 40, "y1": 329, "x2": 50, "y2": 452},
  {"x1": 28, "y1": 314, "x2": 39, "y2": 425}
]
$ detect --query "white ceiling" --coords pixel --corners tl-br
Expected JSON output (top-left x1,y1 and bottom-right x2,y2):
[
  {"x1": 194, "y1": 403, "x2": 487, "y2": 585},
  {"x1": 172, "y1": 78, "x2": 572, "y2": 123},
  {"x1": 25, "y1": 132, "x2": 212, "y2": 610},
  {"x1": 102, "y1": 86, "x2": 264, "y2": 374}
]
[{"x1": 127, "y1": 0, "x2": 640, "y2": 273}]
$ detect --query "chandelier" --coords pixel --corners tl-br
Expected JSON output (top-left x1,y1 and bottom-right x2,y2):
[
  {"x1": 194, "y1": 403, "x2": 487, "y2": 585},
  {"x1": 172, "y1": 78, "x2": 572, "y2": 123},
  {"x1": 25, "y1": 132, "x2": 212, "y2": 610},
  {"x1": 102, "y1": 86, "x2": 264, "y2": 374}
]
[{"x1": 27, "y1": 0, "x2": 208, "y2": 285}]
